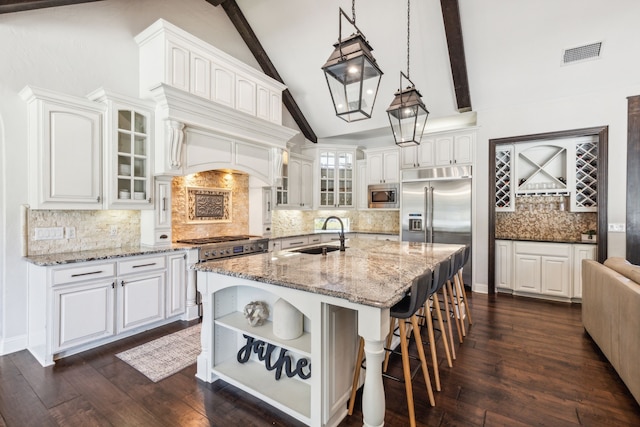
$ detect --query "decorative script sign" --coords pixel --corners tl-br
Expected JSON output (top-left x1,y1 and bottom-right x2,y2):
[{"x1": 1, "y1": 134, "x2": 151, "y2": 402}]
[{"x1": 237, "y1": 334, "x2": 311, "y2": 380}]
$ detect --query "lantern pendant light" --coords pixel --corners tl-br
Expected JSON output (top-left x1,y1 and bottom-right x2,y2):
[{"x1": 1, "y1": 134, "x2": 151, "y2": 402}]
[
  {"x1": 387, "y1": 0, "x2": 429, "y2": 147},
  {"x1": 321, "y1": 0, "x2": 383, "y2": 122}
]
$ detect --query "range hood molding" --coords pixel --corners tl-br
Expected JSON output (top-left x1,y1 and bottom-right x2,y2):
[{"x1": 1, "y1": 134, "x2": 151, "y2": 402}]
[{"x1": 150, "y1": 83, "x2": 298, "y2": 148}]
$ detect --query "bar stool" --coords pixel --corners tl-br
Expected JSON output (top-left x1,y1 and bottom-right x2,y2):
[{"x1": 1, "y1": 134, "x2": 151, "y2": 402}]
[
  {"x1": 348, "y1": 270, "x2": 436, "y2": 427},
  {"x1": 446, "y1": 248, "x2": 466, "y2": 343},
  {"x1": 455, "y1": 245, "x2": 473, "y2": 328}
]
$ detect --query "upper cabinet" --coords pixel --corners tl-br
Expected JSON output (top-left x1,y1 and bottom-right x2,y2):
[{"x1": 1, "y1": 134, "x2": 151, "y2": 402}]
[
  {"x1": 302, "y1": 145, "x2": 358, "y2": 209},
  {"x1": 288, "y1": 154, "x2": 313, "y2": 209},
  {"x1": 400, "y1": 129, "x2": 475, "y2": 169},
  {"x1": 20, "y1": 86, "x2": 104, "y2": 210},
  {"x1": 366, "y1": 147, "x2": 399, "y2": 184},
  {"x1": 135, "y1": 19, "x2": 284, "y2": 126},
  {"x1": 89, "y1": 89, "x2": 154, "y2": 210}
]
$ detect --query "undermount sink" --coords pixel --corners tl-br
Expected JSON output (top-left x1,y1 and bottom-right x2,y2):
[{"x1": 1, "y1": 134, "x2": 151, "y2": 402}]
[{"x1": 292, "y1": 245, "x2": 344, "y2": 255}]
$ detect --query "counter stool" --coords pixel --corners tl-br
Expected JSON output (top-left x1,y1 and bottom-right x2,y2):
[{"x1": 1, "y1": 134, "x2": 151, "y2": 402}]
[
  {"x1": 348, "y1": 270, "x2": 436, "y2": 427},
  {"x1": 446, "y1": 249, "x2": 466, "y2": 343},
  {"x1": 455, "y1": 245, "x2": 473, "y2": 328}
]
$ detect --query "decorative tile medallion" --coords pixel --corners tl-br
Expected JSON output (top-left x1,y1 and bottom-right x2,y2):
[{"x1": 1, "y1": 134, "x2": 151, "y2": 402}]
[{"x1": 187, "y1": 187, "x2": 231, "y2": 223}]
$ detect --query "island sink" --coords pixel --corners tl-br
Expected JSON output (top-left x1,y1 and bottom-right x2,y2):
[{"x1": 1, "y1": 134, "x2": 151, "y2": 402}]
[{"x1": 292, "y1": 245, "x2": 343, "y2": 255}]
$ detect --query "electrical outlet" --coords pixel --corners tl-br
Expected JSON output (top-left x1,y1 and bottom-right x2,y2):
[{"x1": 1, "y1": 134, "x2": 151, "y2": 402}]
[
  {"x1": 65, "y1": 227, "x2": 76, "y2": 239},
  {"x1": 34, "y1": 227, "x2": 64, "y2": 240},
  {"x1": 110, "y1": 225, "x2": 118, "y2": 236},
  {"x1": 608, "y1": 223, "x2": 626, "y2": 232}
]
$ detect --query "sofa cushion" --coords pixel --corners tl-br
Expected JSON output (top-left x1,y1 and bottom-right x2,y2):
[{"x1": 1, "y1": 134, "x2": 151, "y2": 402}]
[{"x1": 603, "y1": 257, "x2": 640, "y2": 285}]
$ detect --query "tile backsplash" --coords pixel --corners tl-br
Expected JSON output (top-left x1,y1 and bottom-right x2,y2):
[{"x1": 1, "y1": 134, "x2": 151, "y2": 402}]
[
  {"x1": 28, "y1": 209, "x2": 140, "y2": 255},
  {"x1": 272, "y1": 209, "x2": 399, "y2": 235},
  {"x1": 496, "y1": 196, "x2": 597, "y2": 241}
]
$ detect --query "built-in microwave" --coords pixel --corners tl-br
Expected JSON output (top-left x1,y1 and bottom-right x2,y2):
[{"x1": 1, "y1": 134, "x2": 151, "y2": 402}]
[{"x1": 368, "y1": 184, "x2": 399, "y2": 209}]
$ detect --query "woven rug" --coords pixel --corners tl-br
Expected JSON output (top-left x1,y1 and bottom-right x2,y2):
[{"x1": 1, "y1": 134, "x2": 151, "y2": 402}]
[{"x1": 116, "y1": 324, "x2": 201, "y2": 382}]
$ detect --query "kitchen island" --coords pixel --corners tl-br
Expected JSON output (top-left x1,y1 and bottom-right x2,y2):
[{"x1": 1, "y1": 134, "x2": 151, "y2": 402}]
[{"x1": 194, "y1": 238, "x2": 463, "y2": 427}]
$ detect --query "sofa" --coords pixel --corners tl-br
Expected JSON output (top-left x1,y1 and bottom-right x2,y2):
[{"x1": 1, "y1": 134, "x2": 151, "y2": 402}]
[{"x1": 582, "y1": 258, "x2": 640, "y2": 404}]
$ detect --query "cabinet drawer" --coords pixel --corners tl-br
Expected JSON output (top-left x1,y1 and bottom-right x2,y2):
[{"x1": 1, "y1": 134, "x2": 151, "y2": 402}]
[
  {"x1": 52, "y1": 262, "x2": 116, "y2": 285},
  {"x1": 280, "y1": 237, "x2": 309, "y2": 249},
  {"x1": 118, "y1": 255, "x2": 166, "y2": 275},
  {"x1": 308, "y1": 235, "x2": 322, "y2": 245},
  {"x1": 514, "y1": 242, "x2": 571, "y2": 257}
]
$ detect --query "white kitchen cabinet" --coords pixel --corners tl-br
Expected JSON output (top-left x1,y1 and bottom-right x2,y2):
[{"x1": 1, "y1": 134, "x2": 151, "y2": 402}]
[
  {"x1": 28, "y1": 252, "x2": 188, "y2": 366},
  {"x1": 366, "y1": 148, "x2": 399, "y2": 184},
  {"x1": 288, "y1": 154, "x2": 314, "y2": 208},
  {"x1": 495, "y1": 240, "x2": 513, "y2": 290},
  {"x1": 166, "y1": 41, "x2": 190, "y2": 93},
  {"x1": 357, "y1": 160, "x2": 368, "y2": 210},
  {"x1": 435, "y1": 132, "x2": 474, "y2": 166},
  {"x1": 302, "y1": 146, "x2": 358, "y2": 209},
  {"x1": 190, "y1": 47, "x2": 212, "y2": 100},
  {"x1": 513, "y1": 241, "x2": 572, "y2": 299},
  {"x1": 280, "y1": 236, "x2": 310, "y2": 249},
  {"x1": 141, "y1": 176, "x2": 173, "y2": 246},
  {"x1": 400, "y1": 138, "x2": 434, "y2": 169},
  {"x1": 572, "y1": 244, "x2": 597, "y2": 299},
  {"x1": 356, "y1": 233, "x2": 399, "y2": 241},
  {"x1": 166, "y1": 253, "x2": 187, "y2": 317},
  {"x1": 20, "y1": 86, "x2": 104, "y2": 210},
  {"x1": 89, "y1": 89, "x2": 154, "y2": 209}
]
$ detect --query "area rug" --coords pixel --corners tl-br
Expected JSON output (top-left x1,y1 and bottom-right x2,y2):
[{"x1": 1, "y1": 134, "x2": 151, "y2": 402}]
[{"x1": 116, "y1": 324, "x2": 201, "y2": 382}]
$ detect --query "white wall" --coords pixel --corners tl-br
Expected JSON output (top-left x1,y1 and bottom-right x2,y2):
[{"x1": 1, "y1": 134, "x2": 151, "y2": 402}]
[{"x1": 0, "y1": 0, "x2": 258, "y2": 354}]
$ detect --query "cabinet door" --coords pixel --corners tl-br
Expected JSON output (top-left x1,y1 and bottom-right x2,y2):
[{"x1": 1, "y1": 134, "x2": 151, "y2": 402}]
[
  {"x1": 212, "y1": 65, "x2": 235, "y2": 108},
  {"x1": 400, "y1": 146, "x2": 418, "y2": 169},
  {"x1": 270, "y1": 90, "x2": 282, "y2": 124},
  {"x1": 367, "y1": 153, "x2": 384, "y2": 184},
  {"x1": 35, "y1": 100, "x2": 103, "y2": 209},
  {"x1": 166, "y1": 41, "x2": 190, "y2": 93},
  {"x1": 572, "y1": 245, "x2": 596, "y2": 299},
  {"x1": 434, "y1": 136, "x2": 454, "y2": 166},
  {"x1": 166, "y1": 254, "x2": 187, "y2": 318},
  {"x1": 357, "y1": 160, "x2": 368, "y2": 209},
  {"x1": 541, "y1": 256, "x2": 571, "y2": 297},
  {"x1": 336, "y1": 151, "x2": 354, "y2": 207},
  {"x1": 495, "y1": 240, "x2": 513, "y2": 290},
  {"x1": 383, "y1": 150, "x2": 400, "y2": 182},
  {"x1": 289, "y1": 157, "x2": 302, "y2": 207},
  {"x1": 117, "y1": 272, "x2": 165, "y2": 333},
  {"x1": 190, "y1": 50, "x2": 211, "y2": 99},
  {"x1": 53, "y1": 280, "x2": 115, "y2": 352},
  {"x1": 256, "y1": 85, "x2": 270, "y2": 121},
  {"x1": 514, "y1": 254, "x2": 541, "y2": 293},
  {"x1": 236, "y1": 75, "x2": 256, "y2": 116},
  {"x1": 300, "y1": 159, "x2": 314, "y2": 208},
  {"x1": 319, "y1": 151, "x2": 336, "y2": 208},
  {"x1": 416, "y1": 138, "x2": 435, "y2": 167},
  {"x1": 453, "y1": 133, "x2": 474, "y2": 164}
]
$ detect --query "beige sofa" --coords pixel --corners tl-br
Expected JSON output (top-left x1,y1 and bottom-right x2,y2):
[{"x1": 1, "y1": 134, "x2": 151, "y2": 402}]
[{"x1": 582, "y1": 258, "x2": 640, "y2": 404}]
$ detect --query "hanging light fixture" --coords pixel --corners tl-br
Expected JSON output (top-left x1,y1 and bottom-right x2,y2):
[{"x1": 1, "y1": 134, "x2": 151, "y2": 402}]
[
  {"x1": 387, "y1": 0, "x2": 429, "y2": 147},
  {"x1": 321, "y1": 0, "x2": 383, "y2": 122}
]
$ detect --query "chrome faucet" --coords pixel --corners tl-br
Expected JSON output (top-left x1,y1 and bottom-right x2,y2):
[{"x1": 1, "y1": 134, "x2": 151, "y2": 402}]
[{"x1": 321, "y1": 216, "x2": 346, "y2": 251}]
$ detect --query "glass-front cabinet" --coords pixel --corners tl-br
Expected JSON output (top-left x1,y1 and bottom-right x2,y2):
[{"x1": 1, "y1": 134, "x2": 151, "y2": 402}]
[
  {"x1": 319, "y1": 149, "x2": 354, "y2": 208},
  {"x1": 90, "y1": 89, "x2": 154, "y2": 209}
]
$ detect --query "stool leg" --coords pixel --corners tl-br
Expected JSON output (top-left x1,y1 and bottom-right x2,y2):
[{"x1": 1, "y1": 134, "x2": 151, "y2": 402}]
[
  {"x1": 446, "y1": 279, "x2": 464, "y2": 344},
  {"x1": 398, "y1": 319, "x2": 417, "y2": 427},
  {"x1": 410, "y1": 314, "x2": 435, "y2": 407},
  {"x1": 348, "y1": 337, "x2": 365, "y2": 416},
  {"x1": 453, "y1": 273, "x2": 467, "y2": 337},
  {"x1": 425, "y1": 299, "x2": 441, "y2": 391},
  {"x1": 441, "y1": 284, "x2": 456, "y2": 361},
  {"x1": 431, "y1": 293, "x2": 453, "y2": 368},
  {"x1": 458, "y1": 269, "x2": 473, "y2": 326},
  {"x1": 383, "y1": 318, "x2": 396, "y2": 373}
]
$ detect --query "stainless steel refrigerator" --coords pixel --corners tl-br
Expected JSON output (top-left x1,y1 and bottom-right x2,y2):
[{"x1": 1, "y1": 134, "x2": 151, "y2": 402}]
[{"x1": 401, "y1": 166, "x2": 472, "y2": 285}]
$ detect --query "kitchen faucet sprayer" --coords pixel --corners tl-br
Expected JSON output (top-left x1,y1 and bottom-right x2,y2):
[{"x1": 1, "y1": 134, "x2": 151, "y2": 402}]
[{"x1": 321, "y1": 216, "x2": 346, "y2": 251}]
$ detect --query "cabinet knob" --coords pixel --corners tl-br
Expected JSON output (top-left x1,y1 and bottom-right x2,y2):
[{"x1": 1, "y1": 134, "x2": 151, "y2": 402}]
[{"x1": 120, "y1": 280, "x2": 125, "y2": 287}]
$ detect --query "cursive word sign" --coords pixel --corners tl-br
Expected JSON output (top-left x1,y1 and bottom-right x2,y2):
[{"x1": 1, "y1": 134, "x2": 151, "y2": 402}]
[{"x1": 237, "y1": 334, "x2": 311, "y2": 380}]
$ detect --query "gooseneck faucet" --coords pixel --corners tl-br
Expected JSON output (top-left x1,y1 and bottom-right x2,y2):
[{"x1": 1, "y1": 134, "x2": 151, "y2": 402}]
[{"x1": 321, "y1": 216, "x2": 346, "y2": 251}]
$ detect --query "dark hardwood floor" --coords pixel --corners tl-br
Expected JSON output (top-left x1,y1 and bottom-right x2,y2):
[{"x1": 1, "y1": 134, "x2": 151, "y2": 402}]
[{"x1": 1, "y1": 293, "x2": 639, "y2": 426}]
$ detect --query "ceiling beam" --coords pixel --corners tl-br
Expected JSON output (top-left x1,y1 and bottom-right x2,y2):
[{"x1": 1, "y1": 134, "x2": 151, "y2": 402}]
[
  {"x1": 440, "y1": 0, "x2": 472, "y2": 112},
  {"x1": 206, "y1": 0, "x2": 317, "y2": 143},
  {"x1": 0, "y1": 0, "x2": 101, "y2": 14}
]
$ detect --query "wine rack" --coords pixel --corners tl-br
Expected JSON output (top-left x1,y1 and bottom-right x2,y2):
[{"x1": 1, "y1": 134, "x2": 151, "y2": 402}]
[
  {"x1": 573, "y1": 140, "x2": 598, "y2": 211},
  {"x1": 495, "y1": 146, "x2": 514, "y2": 211}
]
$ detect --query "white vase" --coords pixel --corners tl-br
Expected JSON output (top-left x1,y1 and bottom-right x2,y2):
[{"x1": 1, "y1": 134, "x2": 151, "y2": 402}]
[{"x1": 272, "y1": 298, "x2": 303, "y2": 340}]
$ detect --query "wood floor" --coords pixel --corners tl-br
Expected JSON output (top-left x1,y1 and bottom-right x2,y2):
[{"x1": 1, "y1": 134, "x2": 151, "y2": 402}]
[{"x1": 1, "y1": 293, "x2": 639, "y2": 426}]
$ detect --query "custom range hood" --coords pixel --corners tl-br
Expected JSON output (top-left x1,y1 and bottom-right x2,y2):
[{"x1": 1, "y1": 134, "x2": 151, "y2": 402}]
[{"x1": 135, "y1": 19, "x2": 299, "y2": 184}]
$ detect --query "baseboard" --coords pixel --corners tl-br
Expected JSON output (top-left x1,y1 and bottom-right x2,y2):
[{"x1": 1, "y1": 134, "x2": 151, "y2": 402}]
[
  {"x1": 0, "y1": 333, "x2": 28, "y2": 356},
  {"x1": 472, "y1": 282, "x2": 489, "y2": 294}
]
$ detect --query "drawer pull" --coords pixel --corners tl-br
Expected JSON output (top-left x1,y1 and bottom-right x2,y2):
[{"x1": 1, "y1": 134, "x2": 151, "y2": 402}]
[
  {"x1": 70, "y1": 270, "x2": 103, "y2": 277},
  {"x1": 291, "y1": 241, "x2": 304, "y2": 245},
  {"x1": 132, "y1": 262, "x2": 156, "y2": 268}
]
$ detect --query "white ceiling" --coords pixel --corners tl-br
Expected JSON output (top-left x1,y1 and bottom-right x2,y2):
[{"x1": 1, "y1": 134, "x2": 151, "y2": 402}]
[{"x1": 233, "y1": 0, "x2": 640, "y2": 146}]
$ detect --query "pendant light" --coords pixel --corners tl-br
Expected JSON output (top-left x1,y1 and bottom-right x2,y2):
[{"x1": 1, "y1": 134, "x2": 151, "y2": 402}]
[
  {"x1": 321, "y1": 0, "x2": 383, "y2": 122},
  {"x1": 387, "y1": 0, "x2": 429, "y2": 147}
]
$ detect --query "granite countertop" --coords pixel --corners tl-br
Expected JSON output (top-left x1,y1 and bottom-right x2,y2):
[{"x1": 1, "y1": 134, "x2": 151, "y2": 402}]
[
  {"x1": 495, "y1": 236, "x2": 598, "y2": 245},
  {"x1": 23, "y1": 244, "x2": 195, "y2": 266},
  {"x1": 194, "y1": 238, "x2": 463, "y2": 309},
  {"x1": 269, "y1": 230, "x2": 398, "y2": 239}
]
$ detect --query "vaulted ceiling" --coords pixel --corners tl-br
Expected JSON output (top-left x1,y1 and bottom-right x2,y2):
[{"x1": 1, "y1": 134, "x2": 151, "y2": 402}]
[{"x1": 3, "y1": 0, "x2": 638, "y2": 147}]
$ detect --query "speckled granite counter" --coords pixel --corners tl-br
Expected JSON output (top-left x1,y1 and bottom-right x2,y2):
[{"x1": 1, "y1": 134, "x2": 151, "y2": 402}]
[
  {"x1": 23, "y1": 244, "x2": 194, "y2": 266},
  {"x1": 495, "y1": 236, "x2": 597, "y2": 245},
  {"x1": 194, "y1": 238, "x2": 462, "y2": 308}
]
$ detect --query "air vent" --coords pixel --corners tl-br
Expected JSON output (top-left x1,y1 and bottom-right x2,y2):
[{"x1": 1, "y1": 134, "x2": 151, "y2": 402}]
[{"x1": 562, "y1": 42, "x2": 602, "y2": 65}]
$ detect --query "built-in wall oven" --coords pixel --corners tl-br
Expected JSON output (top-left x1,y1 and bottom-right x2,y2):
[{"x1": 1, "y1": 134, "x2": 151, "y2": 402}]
[{"x1": 368, "y1": 183, "x2": 399, "y2": 209}]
